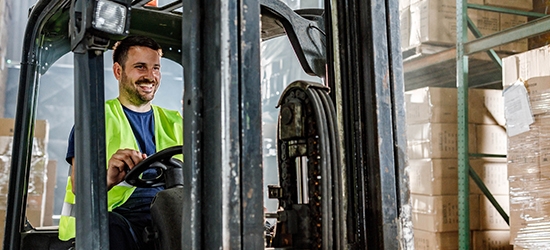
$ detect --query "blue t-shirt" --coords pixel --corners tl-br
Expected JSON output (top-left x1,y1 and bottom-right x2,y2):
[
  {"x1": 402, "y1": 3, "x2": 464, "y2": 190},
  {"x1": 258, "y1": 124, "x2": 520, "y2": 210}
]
[{"x1": 66, "y1": 105, "x2": 163, "y2": 208}]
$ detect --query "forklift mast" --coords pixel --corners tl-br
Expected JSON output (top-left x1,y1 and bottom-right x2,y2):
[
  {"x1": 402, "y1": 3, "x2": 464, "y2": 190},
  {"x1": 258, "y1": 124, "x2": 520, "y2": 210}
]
[{"x1": 3, "y1": 0, "x2": 411, "y2": 249}]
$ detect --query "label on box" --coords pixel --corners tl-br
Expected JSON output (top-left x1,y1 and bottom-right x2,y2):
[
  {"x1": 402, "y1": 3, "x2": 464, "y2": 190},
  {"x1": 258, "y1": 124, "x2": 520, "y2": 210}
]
[{"x1": 504, "y1": 79, "x2": 534, "y2": 136}]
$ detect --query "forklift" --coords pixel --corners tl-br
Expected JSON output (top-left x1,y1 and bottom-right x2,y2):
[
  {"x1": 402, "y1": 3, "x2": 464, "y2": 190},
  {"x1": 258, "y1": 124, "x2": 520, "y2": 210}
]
[{"x1": 3, "y1": 0, "x2": 411, "y2": 249}]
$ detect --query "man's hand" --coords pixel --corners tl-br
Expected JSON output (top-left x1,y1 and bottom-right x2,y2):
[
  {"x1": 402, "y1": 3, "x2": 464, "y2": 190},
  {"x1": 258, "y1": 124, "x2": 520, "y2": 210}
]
[{"x1": 107, "y1": 149, "x2": 147, "y2": 190}]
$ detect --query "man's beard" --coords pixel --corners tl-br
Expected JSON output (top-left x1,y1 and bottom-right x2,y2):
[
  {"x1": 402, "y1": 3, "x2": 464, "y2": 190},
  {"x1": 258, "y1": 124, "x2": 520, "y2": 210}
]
[{"x1": 120, "y1": 74, "x2": 156, "y2": 105}]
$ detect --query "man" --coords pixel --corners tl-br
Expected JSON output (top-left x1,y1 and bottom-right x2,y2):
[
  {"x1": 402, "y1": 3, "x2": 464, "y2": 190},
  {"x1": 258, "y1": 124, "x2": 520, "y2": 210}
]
[{"x1": 58, "y1": 36, "x2": 183, "y2": 250}]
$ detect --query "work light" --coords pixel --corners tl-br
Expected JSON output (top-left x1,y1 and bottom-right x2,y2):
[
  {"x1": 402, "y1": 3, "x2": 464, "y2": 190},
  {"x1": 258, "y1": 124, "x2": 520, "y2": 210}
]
[
  {"x1": 70, "y1": 0, "x2": 132, "y2": 48},
  {"x1": 92, "y1": 0, "x2": 130, "y2": 36}
]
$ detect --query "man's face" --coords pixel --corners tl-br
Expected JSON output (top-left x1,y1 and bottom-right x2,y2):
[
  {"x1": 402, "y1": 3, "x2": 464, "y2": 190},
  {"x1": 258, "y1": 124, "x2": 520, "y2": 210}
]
[{"x1": 115, "y1": 46, "x2": 161, "y2": 106}]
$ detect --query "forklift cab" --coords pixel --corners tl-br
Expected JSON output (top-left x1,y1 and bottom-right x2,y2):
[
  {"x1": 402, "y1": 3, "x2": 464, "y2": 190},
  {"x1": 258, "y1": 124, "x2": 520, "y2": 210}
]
[
  {"x1": 3, "y1": 0, "x2": 334, "y2": 249},
  {"x1": 3, "y1": 0, "x2": 411, "y2": 249}
]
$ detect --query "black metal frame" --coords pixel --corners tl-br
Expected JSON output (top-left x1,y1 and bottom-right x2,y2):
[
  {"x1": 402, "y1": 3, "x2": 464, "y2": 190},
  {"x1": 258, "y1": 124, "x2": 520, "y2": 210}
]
[
  {"x1": 3, "y1": 0, "x2": 68, "y2": 248},
  {"x1": 3, "y1": 0, "x2": 412, "y2": 249},
  {"x1": 71, "y1": 36, "x2": 110, "y2": 250},
  {"x1": 327, "y1": 0, "x2": 411, "y2": 248},
  {"x1": 181, "y1": 0, "x2": 264, "y2": 248}
]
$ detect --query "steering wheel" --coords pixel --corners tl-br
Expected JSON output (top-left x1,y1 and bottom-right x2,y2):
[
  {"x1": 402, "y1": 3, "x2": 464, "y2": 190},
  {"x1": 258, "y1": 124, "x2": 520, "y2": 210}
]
[{"x1": 125, "y1": 145, "x2": 183, "y2": 188}]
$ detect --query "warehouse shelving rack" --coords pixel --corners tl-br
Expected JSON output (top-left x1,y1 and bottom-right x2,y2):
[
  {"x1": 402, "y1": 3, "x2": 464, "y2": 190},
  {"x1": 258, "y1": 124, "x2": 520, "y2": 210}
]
[
  {"x1": 403, "y1": 1, "x2": 550, "y2": 249},
  {"x1": 456, "y1": 2, "x2": 550, "y2": 249}
]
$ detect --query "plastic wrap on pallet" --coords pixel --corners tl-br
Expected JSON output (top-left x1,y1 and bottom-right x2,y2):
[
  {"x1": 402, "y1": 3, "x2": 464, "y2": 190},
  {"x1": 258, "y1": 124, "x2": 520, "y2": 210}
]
[
  {"x1": 0, "y1": 119, "x2": 49, "y2": 197},
  {"x1": 0, "y1": 118, "x2": 49, "y2": 229},
  {"x1": 507, "y1": 114, "x2": 550, "y2": 246},
  {"x1": 502, "y1": 45, "x2": 550, "y2": 247},
  {"x1": 514, "y1": 221, "x2": 550, "y2": 248},
  {"x1": 510, "y1": 183, "x2": 550, "y2": 248},
  {"x1": 525, "y1": 76, "x2": 550, "y2": 115},
  {"x1": 502, "y1": 77, "x2": 550, "y2": 126}
]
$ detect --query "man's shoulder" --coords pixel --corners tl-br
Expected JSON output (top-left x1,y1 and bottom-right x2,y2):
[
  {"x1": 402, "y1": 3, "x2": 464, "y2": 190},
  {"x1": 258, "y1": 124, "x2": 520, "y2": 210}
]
[
  {"x1": 152, "y1": 105, "x2": 182, "y2": 120},
  {"x1": 153, "y1": 105, "x2": 179, "y2": 114},
  {"x1": 104, "y1": 98, "x2": 121, "y2": 110}
]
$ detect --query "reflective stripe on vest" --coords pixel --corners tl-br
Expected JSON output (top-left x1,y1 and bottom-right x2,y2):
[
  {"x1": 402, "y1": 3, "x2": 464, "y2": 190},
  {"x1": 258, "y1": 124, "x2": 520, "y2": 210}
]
[{"x1": 58, "y1": 98, "x2": 183, "y2": 241}]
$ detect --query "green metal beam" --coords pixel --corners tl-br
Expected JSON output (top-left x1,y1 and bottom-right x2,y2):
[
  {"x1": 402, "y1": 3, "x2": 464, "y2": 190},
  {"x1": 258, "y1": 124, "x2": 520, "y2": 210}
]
[
  {"x1": 456, "y1": 0, "x2": 470, "y2": 249},
  {"x1": 469, "y1": 165, "x2": 509, "y2": 225},
  {"x1": 467, "y1": 3, "x2": 547, "y2": 18},
  {"x1": 469, "y1": 153, "x2": 506, "y2": 158},
  {"x1": 465, "y1": 15, "x2": 550, "y2": 55},
  {"x1": 466, "y1": 16, "x2": 502, "y2": 68}
]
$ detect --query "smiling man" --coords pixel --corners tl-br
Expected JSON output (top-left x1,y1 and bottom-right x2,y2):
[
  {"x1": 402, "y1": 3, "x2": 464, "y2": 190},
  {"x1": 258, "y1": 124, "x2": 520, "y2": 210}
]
[{"x1": 59, "y1": 36, "x2": 183, "y2": 250}]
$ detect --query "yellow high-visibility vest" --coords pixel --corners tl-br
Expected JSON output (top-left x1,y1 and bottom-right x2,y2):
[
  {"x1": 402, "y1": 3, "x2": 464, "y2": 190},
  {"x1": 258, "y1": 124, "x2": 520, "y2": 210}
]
[{"x1": 58, "y1": 98, "x2": 183, "y2": 241}]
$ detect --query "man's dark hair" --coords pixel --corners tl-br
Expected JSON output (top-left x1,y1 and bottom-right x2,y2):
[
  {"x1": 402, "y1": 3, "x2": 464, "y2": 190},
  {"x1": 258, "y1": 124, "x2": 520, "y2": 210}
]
[{"x1": 112, "y1": 36, "x2": 163, "y2": 67}]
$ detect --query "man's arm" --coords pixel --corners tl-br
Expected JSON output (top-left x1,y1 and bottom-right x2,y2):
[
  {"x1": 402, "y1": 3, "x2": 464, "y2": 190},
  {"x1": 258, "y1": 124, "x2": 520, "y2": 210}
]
[
  {"x1": 106, "y1": 149, "x2": 147, "y2": 190},
  {"x1": 69, "y1": 149, "x2": 147, "y2": 194},
  {"x1": 70, "y1": 158, "x2": 76, "y2": 194}
]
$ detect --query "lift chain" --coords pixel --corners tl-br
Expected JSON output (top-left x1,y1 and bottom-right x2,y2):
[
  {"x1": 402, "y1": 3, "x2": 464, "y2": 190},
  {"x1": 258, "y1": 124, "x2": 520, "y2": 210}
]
[{"x1": 276, "y1": 87, "x2": 323, "y2": 249}]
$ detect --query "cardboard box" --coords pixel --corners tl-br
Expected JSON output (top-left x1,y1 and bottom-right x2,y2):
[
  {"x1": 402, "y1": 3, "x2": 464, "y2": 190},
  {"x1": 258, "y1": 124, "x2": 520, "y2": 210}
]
[
  {"x1": 411, "y1": 194, "x2": 480, "y2": 232},
  {"x1": 502, "y1": 45, "x2": 550, "y2": 88},
  {"x1": 399, "y1": 0, "x2": 410, "y2": 10},
  {"x1": 484, "y1": 0, "x2": 533, "y2": 11},
  {"x1": 407, "y1": 123, "x2": 476, "y2": 159},
  {"x1": 469, "y1": 89, "x2": 505, "y2": 126},
  {"x1": 414, "y1": 229, "x2": 459, "y2": 250},
  {"x1": 407, "y1": 0, "x2": 500, "y2": 47},
  {"x1": 467, "y1": 8, "x2": 499, "y2": 43},
  {"x1": 405, "y1": 87, "x2": 504, "y2": 126},
  {"x1": 409, "y1": 159, "x2": 458, "y2": 195},
  {"x1": 528, "y1": 1, "x2": 550, "y2": 49},
  {"x1": 403, "y1": 0, "x2": 530, "y2": 50},
  {"x1": 524, "y1": 76, "x2": 550, "y2": 115},
  {"x1": 409, "y1": 0, "x2": 457, "y2": 46},
  {"x1": 405, "y1": 87, "x2": 458, "y2": 124},
  {"x1": 472, "y1": 230, "x2": 513, "y2": 250},
  {"x1": 0, "y1": 118, "x2": 48, "y2": 141},
  {"x1": 409, "y1": 158, "x2": 481, "y2": 195},
  {"x1": 405, "y1": 87, "x2": 458, "y2": 107},
  {"x1": 475, "y1": 124, "x2": 507, "y2": 155},
  {"x1": 470, "y1": 158, "x2": 509, "y2": 195},
  {"x1": 400, "y1": 7, "x2": 411, "y2": 50},
  {"x1": 480, "y1": 195, "x2": 510, "y2": 230},
  {"x1": 499, "y1": 14, "x2": 528, "y2": 53}
]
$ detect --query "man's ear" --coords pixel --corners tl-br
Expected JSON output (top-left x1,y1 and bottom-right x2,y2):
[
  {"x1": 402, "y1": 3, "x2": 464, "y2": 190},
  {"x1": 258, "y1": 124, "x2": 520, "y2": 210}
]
[{"x1": 113, "y1": 62, "x2": 122, "y2": 80}]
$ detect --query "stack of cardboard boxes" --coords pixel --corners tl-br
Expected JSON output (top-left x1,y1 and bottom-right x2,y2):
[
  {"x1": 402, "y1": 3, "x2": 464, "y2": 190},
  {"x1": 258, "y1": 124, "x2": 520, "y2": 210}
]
[
  {"x1": 502, "y1": 45, "x2": 550, "y2": 249},
  {"x1": 0, "y1": 118, "x2": 49, "y2": 248},
  {"x1": 406, "y1": 87, "x2": 510, "y2": 249},
  {"x1": 470, "y1": 157, "x2": 512, "y2": 249},
  {"x1": 399, "y1": 0, "x2": 531, "y2": 57}
]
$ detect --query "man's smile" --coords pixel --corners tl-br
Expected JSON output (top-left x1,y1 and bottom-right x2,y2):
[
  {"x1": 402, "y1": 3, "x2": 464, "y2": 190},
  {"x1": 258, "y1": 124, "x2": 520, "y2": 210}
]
[{"x1": 137, "y1": 82, "x2": 155, "y2": 92}]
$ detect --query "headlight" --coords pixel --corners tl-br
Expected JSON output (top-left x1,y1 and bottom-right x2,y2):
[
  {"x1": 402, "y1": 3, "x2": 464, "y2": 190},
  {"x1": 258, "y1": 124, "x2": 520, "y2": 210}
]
[{"x1": 92, "y1": 0, "x2": 129, "y2": 35}]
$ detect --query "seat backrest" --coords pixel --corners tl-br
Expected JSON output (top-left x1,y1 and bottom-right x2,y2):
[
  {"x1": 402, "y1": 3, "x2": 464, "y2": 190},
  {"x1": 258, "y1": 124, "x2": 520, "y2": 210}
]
[{"x1": 149, "y1": 186, "x2": 184, "y2": 249}]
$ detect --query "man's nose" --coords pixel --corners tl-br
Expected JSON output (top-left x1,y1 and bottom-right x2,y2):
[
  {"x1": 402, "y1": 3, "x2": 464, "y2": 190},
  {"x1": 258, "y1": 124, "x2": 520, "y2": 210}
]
[{"x1": 143, "y1": 68, "x2": 157, "y2": 81}]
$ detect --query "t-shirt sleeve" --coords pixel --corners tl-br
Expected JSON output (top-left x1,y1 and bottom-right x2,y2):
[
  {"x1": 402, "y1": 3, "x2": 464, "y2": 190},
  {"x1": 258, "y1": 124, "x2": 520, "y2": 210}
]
[{"x1": 66, "y1": 126, "x2": 75, "y2": 165}]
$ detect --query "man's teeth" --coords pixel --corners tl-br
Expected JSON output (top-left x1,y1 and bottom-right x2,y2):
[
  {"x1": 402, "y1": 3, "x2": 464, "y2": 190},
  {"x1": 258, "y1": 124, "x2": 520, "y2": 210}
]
[{"x1": 138, "y1": 83, "x2": 153, "y2": 87}]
